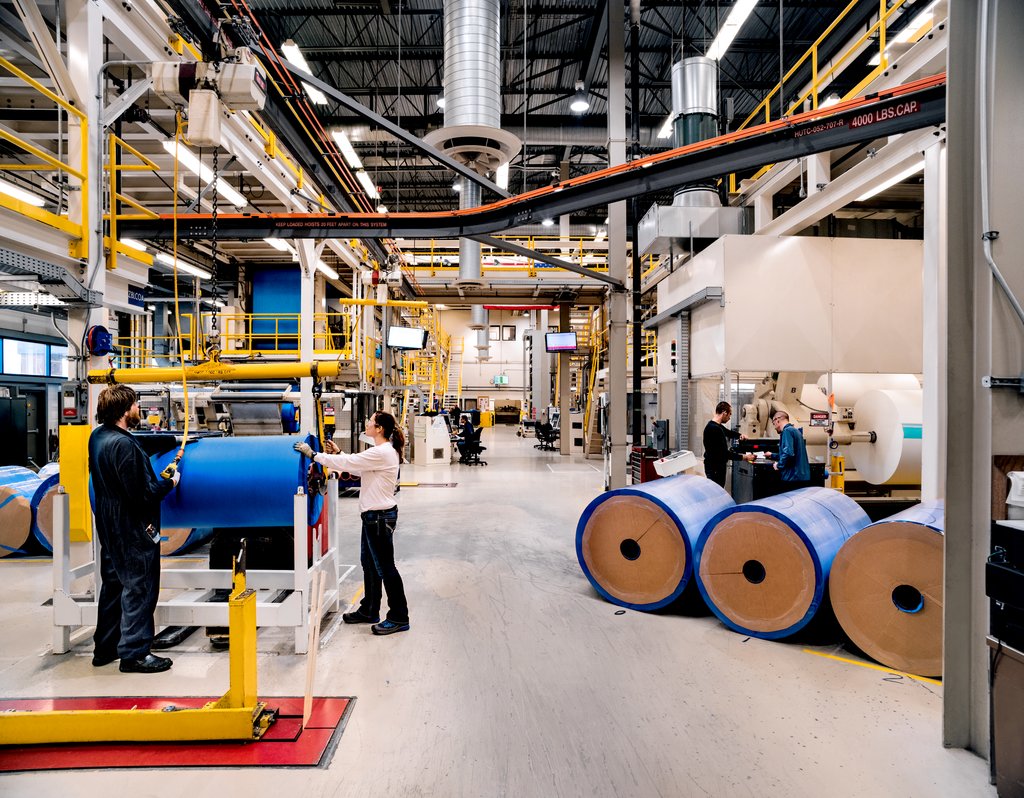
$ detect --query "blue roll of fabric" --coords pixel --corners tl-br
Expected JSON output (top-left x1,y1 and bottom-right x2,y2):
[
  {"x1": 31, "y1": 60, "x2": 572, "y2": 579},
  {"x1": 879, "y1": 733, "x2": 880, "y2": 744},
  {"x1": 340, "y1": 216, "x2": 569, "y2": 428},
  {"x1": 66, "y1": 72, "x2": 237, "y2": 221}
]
[
  {"x1": 150, "y1": 434, "x2": 323, "y2": 529},
  {"x1": 829, "y1": 500, "x2": 944, "y2": 676},
  {"x1": 30, "y1": 462, "x2": 61, "y2": 552},
  {"x1": 576, "y1": 474, "x2": 735, "y2": 611},
  {"x1": 0, "y1": 465, "x2": 37, "y2": 555},
  {"x1": 696, "y1": 487, "x2": 870, "y2": 639}
]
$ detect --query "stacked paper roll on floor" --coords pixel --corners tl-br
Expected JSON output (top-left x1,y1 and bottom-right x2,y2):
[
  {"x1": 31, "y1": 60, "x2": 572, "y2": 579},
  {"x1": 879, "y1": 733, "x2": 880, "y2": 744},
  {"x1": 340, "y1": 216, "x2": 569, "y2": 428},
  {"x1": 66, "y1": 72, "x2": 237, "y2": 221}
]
[
  {"x1": 696, "y1": 487, "x2": 870, "y2": 639},
  {"x1": 830, "y1": 501, "x2": 944, "y2": 677},
  {"x1": 0, "y1": 466, "x2": 36, "y2": 556},
  {"x1": 850, "y1": 389, "x2": 923, "y2": 485},
  {"x1": 576, "y1": 475, "x2": 735, "y2": 611},
  {"x1": 29, "y1": 463, "x2": 60, "y2": 552}
]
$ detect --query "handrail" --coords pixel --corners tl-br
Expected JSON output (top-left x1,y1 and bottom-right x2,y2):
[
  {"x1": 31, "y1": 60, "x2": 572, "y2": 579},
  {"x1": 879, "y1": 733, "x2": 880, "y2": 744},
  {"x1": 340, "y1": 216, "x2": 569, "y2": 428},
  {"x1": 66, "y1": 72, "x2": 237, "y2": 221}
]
[
  {"x1": 730, "y1": 0, "x2": 913, "y2": 192},
  {"x1": 107, "y1": 133, "x2": 160, "y2": 268},
  {"x1": 0, "y1": 55, "x2": 89, "y2": 257}
]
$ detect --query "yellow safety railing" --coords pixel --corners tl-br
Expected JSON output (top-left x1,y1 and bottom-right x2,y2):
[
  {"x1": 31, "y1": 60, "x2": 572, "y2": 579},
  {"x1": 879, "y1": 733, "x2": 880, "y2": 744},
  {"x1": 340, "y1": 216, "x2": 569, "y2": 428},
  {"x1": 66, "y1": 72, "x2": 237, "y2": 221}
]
[
  {"x1": 105, "y1": 133, "x2": 159, "y2": 269},
  {"x1": 729, "y1": 0, "x2": 913, "y2": 193},
  {"x1": 0, "y1": 56, "x2": 88, "y2": 258}
]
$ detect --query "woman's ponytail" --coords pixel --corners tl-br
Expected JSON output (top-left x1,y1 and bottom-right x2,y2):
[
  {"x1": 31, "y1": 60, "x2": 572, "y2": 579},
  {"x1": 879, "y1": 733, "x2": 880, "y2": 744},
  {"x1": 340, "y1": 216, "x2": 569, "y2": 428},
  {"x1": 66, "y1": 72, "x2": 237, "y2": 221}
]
[{"x1": 373, "y1": 411, "x2": 405, "y2": 461}]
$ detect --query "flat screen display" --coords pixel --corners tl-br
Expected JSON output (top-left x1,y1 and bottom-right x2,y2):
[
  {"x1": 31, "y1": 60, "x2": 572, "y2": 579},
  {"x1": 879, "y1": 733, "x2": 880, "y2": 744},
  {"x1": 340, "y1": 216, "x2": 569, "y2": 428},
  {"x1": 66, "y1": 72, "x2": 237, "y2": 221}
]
[
  {"x1": 387, "y1": 326, "x2": 428, "y2": 350},
  {"x1": 545, "y1": 331, "x2": 577, "y2": 353}
]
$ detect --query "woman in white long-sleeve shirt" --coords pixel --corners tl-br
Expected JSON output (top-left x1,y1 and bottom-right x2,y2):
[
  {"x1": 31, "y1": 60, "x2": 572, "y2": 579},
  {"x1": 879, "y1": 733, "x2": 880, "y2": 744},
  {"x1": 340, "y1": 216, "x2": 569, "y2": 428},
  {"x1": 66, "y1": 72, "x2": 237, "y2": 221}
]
[{"x1": 295, "y1": 411, "x2": 409, "y2": 635}]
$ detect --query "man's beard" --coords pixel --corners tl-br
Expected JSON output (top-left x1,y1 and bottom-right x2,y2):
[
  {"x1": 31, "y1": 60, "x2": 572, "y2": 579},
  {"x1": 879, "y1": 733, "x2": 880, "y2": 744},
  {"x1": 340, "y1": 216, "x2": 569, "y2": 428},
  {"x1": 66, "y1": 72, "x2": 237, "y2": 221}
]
[{"x1": 126, "y1": 409, "x2": 142, "y2": 429}]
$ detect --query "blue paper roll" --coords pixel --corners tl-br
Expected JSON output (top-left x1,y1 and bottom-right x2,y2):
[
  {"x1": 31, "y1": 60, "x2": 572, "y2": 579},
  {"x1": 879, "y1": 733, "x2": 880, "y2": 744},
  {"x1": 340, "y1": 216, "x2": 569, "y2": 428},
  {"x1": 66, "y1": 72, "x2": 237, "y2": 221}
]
[
  {"x1": 150, "y1": 434, "x2": 323, "y2": 529},
  {"x1": 0, "y1": 466, "x2": 37, "y2": 555},
  {"x1": 576, "y1": 474, "x2": 735, "y2": 611},
  {"x1": 696, "y1": 487, "x2": 870, "y2": 639}
]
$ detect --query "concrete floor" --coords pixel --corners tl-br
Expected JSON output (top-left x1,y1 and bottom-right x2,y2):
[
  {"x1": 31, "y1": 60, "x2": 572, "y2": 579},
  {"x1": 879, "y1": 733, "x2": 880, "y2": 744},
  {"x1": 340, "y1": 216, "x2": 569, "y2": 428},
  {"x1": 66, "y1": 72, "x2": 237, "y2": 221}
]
[{"x1": 0, "y1": 425, "x2": 994, "y2": 796}]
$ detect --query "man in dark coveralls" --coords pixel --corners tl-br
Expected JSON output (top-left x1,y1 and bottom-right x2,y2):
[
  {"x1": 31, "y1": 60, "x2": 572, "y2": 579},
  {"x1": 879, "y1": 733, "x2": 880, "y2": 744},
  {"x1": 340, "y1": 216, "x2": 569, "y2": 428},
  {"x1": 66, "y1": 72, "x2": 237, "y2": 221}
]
[{"x1": 89, "y1": 384, "x2": 180, "y2": 673}]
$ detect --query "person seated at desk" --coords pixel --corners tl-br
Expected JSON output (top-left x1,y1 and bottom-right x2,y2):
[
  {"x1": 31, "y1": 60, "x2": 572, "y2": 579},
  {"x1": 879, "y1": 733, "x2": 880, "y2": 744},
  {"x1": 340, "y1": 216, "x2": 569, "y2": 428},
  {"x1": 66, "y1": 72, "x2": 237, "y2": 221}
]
[{"x1": 454, "y1": 414, "x2": 475, "y2": 462}]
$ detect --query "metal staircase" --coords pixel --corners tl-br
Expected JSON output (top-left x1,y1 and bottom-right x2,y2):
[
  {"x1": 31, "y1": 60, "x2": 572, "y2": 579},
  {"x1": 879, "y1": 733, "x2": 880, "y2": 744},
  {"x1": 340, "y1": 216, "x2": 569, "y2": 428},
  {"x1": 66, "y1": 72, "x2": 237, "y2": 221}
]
[{"x1": 443, "y1": 337, "x2": 464, "y2": 409}]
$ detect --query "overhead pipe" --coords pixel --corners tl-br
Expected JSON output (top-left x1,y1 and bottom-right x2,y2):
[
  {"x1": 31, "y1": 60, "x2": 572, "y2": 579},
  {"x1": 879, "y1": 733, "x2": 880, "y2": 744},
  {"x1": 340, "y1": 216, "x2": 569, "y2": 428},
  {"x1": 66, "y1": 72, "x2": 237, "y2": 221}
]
[{"x1": 88, "y1": 360, "x2": 344, "y2": 385}]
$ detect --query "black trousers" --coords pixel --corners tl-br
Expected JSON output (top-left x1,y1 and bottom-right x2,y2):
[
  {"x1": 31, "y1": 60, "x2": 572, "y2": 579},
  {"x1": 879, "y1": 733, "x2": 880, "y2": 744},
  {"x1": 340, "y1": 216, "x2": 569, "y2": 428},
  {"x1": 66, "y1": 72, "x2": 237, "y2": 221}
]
[
  {"x1": 94, "y1": 523, "x2": 161, "y2": 660},
  {"x1": 357, "y1": 507, "x2": 409, "y2": 623}
]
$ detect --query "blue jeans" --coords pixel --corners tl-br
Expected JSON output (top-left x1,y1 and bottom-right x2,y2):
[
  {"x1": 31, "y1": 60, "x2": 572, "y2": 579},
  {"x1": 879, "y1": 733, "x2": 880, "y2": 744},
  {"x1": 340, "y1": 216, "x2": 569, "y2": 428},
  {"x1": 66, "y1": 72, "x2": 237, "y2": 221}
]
[{"x1": 358, "y1": 507, "x2": 408, "y2": 623}]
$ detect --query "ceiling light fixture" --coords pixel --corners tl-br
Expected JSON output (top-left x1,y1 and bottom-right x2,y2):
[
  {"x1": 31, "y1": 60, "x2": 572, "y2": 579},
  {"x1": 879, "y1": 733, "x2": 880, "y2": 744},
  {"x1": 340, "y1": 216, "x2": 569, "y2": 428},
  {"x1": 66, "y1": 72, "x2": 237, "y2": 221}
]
[
  {"x1": 264, "y1": 237, "x2": 293, "y2": 253},
  {"x1": 705, "y1": 0, "x2": 759, "y2": 61},
  {"x1": 355, "y1": 171, "x2": 380, "y2": 200},
  {"x1": 657, "y1": 113, "x2": 675, "y2": 140},
  {"x1": 376, "y1": 204, "x2": 388, "y2": 213},
  {"x1": 155, "y1": 251, "x2": 212, "y2": 280},
  {"x1": 856, "y1": 160, "x2": 925, "y2": 202},
  {"x1": 280, "y1": 39, "x2": 328, "y2": 105},
  {"x1": 0, "y1": 177, "x2": 45, "y2": 207},
  {"x1": 162, "y1": 141, "x2": 247, "y2": 209},
  {"x1": 316, "y1": 259, "x2": 340, "y2": 280},
  {"x1": 436, "y1": 95, "x2": 446, "y2": 109},
  {"x1": 496, "y1": 162, "x2": 510, "y2": 190},
  {"x1": 569, "y1": 80, "x2": 590, "y2": 114},
  {"x1": 331, "y1": 130, "x2": 363, "y2": 169},
  {"x1": 120, "y1": 238, "x2": 147, "y2": 252},
  {"x1": 452, "y1": 181, "x2": 462, "y2": 193},
  {"x1": 541, "y1": 218, "x2": 555, "y2": 227}
]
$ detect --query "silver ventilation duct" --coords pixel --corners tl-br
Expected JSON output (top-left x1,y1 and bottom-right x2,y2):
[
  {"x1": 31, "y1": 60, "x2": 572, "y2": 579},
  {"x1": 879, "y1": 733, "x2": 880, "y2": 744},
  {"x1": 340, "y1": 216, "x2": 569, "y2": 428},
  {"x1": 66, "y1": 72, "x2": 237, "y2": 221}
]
[
  {"x1": 443, "y1": 0, "x2": 501, "y2": 129},
  {"x1": 638, "y1": 56, "x2": 749, "y2": 257},
  {"x1": 425, "y1": 0, "x2": 520, "y2": 301}
]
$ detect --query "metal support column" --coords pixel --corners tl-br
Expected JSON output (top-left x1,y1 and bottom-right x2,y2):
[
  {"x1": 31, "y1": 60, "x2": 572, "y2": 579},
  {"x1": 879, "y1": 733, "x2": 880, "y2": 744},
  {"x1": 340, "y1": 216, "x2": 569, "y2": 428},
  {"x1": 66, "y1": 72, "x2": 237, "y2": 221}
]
[
  {"x1": 921, "y1": 141, "x2": 947, "y2": 501},
  {"x1": 944, "y1": 0, "x2": 1024, "y2": 756},
  {"x1": 295, "y1": 241, "x2": 317, "y2": 436},
  {"x1": 559, "y1": 303, "x2": 571, "y2": 456},
  {"x1": 606, "y1": 0, "x2": 628, "y2": 489}
]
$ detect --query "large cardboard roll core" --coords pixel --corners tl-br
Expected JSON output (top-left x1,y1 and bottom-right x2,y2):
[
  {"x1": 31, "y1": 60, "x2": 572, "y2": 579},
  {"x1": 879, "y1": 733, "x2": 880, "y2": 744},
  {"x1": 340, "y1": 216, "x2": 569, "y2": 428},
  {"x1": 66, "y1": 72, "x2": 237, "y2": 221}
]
[
  {"x1": 160, "y1": 527, "x2": 215, "y2": 556},
  {"x1": 830, "y1": 503, "x2": 944, "y2": 677},
  {"x1": 696, "y1": 487, "x2": 870, "y2": 638},
  {"x1": 698, "y1": 513, "x2": 817, "y2": 634},
  {"x1": 0, "y1": 487, "x2": 32, "y2": 556},
  {"x1": 576, "y1": 475, "x2": 735, "y2": 611},
  {"x1": 580, "y1": 496, "x2": 687, "y2": 607}
]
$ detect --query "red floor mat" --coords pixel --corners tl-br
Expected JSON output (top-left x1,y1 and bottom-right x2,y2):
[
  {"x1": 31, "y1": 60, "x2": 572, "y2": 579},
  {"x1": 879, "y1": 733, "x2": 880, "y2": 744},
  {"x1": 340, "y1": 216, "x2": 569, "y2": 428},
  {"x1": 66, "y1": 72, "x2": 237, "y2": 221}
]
[{"x1": 0, "y1": 696, "x2": 352, "y2": 771}]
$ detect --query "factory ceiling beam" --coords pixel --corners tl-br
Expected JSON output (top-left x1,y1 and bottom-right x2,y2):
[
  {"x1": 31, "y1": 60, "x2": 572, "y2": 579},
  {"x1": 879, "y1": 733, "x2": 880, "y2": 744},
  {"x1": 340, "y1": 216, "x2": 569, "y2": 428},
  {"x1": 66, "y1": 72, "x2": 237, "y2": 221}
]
[
  {"x1": 756, "y1": 126, "x2": 941, "y2": 237},
  {"x1": 279, "y1": 60, "x2": 510, "y2": 201},
  {"x1": 122, "y1": 76, "x2": 946, "y2": 242},
  {"x1": 469, "y1": 234, "x2": 622, "y2": 288}
]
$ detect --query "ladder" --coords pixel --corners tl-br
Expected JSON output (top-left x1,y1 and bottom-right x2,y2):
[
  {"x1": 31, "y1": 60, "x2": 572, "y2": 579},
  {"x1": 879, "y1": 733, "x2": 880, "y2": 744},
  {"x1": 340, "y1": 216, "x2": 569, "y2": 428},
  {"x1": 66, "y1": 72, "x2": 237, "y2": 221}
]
[{"x1": 443, "y1": 337, "x2": 464, "y2": 409}]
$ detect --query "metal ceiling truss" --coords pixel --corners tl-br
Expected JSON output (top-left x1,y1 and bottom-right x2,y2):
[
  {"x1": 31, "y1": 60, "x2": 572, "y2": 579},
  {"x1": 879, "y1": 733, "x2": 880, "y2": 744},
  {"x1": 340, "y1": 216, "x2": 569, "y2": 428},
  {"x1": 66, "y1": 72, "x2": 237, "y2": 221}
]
[{"x1": 122, "y1": 77, "x2": 946, "y2": 242}]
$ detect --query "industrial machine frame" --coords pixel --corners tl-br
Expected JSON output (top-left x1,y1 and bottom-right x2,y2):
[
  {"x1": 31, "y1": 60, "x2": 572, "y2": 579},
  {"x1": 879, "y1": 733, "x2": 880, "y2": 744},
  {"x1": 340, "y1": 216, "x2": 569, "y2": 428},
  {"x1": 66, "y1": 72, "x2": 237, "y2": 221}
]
[{"x1": 51, "y1": 487, "x2": 351, "y2": 655}]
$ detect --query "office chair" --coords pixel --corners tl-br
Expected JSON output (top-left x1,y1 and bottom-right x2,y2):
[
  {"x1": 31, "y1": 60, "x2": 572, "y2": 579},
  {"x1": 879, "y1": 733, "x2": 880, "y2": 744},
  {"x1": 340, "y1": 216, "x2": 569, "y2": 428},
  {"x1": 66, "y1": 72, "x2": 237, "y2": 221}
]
[
  {"x1": 534, "y1": 422, "x2": 559, "y2": 451},
  {"x1": 459, "y1": 426, "x2": 488, "y2": 466}
]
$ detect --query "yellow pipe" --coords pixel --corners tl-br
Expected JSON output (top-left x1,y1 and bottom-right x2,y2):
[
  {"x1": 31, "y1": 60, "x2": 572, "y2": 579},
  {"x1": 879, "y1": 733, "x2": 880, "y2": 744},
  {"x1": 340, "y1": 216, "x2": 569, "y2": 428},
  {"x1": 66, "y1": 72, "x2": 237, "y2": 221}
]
[{"x1": 88, "y1": 360, "x2": 344, "y2": 385}]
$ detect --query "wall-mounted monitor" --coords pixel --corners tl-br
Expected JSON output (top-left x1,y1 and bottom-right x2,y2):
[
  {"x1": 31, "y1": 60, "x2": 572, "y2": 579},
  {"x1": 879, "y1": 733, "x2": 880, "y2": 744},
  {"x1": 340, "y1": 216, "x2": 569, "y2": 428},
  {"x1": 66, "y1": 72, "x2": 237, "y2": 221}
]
[
  {"x1": 545, "y1": 331, "x2": 577, "y2": 353},
  {"x1": 387, "y1": 326, "x2": 428, "y2": 350}
]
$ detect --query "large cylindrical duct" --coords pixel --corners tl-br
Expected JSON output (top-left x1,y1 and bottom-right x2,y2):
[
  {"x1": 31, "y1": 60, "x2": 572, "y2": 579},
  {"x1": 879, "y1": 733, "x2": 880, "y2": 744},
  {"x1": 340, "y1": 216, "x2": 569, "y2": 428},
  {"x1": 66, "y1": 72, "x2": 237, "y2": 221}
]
[
  {"x1": 458, "y1": 180, "x2": 483, "y2": 287},
  {"x1": 443, "y1": 0, "x2": 501, "y2": 129},
  {"x1": 672, "y1": 56, "x2": 720, "y2": 208}
]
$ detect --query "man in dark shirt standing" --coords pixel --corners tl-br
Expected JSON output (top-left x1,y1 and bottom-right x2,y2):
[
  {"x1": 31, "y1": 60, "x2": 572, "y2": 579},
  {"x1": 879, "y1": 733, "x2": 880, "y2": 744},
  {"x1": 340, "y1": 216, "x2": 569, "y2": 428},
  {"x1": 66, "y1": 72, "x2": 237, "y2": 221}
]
[
  {"x1": 89, "y1": 384, "x2": 180, "y2": 673},
  {"x1": 702, "y1": 401, "x2": 753, "y2": 487}
]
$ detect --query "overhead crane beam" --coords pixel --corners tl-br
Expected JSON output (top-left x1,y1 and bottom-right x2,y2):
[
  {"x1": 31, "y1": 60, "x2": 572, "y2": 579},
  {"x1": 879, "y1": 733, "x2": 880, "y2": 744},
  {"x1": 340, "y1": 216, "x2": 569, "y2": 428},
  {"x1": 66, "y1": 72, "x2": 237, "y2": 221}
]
[{"x1": 121, "y1": 75, "x2": 946, "y2": 242}]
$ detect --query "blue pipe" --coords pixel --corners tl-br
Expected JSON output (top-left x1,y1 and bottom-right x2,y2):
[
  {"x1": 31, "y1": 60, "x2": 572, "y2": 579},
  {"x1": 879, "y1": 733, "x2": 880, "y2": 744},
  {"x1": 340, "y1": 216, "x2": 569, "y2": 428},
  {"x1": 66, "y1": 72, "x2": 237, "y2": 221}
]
[
  {"x1": 576, "y1": 474, "x2": 735, "y2": 611},
  {"x1": 150, "y1": 434, "x2": 323, "y2": 529}
]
